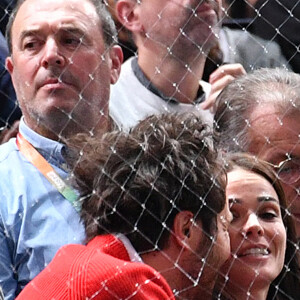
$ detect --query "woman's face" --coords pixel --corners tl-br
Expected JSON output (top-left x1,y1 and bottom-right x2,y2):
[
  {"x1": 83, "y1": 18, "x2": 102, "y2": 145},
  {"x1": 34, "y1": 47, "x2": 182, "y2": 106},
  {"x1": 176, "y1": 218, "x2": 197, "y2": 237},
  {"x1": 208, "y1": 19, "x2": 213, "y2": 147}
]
[{"x1": 223, "y1": 168, "x2": 286, "y2": 290}]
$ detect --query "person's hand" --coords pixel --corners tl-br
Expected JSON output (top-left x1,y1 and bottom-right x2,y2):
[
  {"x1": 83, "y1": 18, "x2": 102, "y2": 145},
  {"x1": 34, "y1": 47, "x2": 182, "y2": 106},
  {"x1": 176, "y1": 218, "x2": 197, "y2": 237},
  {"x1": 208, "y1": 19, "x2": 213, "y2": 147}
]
[
  {"x1": 0, "y1": 120, "x2": 20, "y2": 144},
  {"x1": 200, "y1": 63, "x2": 246, "y2": 113}
]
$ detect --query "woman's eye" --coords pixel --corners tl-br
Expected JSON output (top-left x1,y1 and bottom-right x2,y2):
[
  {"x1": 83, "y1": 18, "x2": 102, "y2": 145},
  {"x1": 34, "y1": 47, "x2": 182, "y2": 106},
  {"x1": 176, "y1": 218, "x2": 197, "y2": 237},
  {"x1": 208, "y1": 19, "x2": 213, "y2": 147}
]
[{"x1": 260, "y1": 212, "x2": 277, "y2": 220}]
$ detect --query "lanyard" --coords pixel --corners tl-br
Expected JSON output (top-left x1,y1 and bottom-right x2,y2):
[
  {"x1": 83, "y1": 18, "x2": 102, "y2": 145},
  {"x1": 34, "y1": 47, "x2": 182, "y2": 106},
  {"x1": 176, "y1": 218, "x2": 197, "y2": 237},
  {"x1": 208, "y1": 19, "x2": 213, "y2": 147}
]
[{"x1": 16, "y1": 133, "x2": 80, "y2": 212}]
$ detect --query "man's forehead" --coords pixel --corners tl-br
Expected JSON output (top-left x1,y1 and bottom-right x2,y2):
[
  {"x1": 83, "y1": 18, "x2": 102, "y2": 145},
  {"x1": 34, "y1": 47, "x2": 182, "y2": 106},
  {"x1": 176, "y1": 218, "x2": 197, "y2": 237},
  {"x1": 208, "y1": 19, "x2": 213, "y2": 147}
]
[
  {"x1": 11, "y1": 0, "x2": 100, "y2": 40},
  {"x1": 248, "y1": 106, "x2": 300, "y2": 161},
  {"x1": 15, "y1": 0, "x2": 98, "y2": 25},
  {"x1": 250, "y1": 104, "x2": 279, "y2": 122},
  {"x1": 250, "y1": 105, "x2": 300, "y2": 135}
]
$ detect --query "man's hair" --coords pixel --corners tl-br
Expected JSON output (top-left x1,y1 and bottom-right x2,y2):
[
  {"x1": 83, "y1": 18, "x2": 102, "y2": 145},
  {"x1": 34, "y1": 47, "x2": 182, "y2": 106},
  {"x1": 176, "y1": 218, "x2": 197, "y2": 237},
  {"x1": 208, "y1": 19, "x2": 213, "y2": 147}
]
[
  {"x1": 223, "y1": 152, "x2": 300, "y2": 300},
  {"x1": 5, "y1": 0, "x2": 118, "y2": 54},
  {"x1": 67, "y1": 113, "x2": 226, "y2": 253},
  {"x1": 214, "y1": 68, "x2": 300, "y2": 152}
]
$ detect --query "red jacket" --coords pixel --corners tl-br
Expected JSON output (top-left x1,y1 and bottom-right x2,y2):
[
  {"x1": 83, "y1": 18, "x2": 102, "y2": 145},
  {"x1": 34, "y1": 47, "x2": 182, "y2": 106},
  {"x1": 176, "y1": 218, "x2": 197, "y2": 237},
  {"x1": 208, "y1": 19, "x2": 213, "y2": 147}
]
[{"x1": 16, "y1": 234, "x2": 174, "y2": 299}]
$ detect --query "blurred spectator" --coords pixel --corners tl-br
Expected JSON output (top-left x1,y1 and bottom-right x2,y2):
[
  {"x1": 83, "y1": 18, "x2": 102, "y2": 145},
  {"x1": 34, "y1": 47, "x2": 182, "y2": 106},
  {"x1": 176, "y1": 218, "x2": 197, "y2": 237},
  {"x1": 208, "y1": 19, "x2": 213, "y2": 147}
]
[
  {"x1": 250, "y1": 0, "x2": 300, "y2": 73},
  {"x1": 109, "y1": 0, "x2": 245, "y2": 130},
  {"x1": 107, "y1": 0, "x2": 288, "y2": 85},
  {"x1": 0, "y1": 31, "x2": 21, "y2": 130},
  {"x1": 219, "y1": 27, "x2": 290, "y2": 71},
  {"x1": 202, "y1": 0, "x2": 290, "y2": 80}
]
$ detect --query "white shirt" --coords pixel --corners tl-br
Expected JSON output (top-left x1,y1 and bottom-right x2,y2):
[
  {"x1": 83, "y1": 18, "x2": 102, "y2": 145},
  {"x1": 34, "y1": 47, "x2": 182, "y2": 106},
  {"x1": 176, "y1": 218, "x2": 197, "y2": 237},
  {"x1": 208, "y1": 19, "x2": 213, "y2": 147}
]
[{"x1": 109, "y1": 57, "x2": 213, "y2": 131}]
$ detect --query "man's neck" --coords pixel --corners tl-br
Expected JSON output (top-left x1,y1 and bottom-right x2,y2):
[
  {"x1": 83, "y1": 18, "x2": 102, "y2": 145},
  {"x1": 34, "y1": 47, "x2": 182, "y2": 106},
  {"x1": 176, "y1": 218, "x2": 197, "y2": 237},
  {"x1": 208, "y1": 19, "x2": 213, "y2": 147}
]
[
  {"x1": 23, "y1": 117, "x2": 107, "y2": 142},
  {"x1": 141, "y1": 249, "x2": 213, "y2": 300},
  {"x1": 23, "y1": 118, "x2": 61, "y2": 141},
  {"x1": 141, "y1": 250, "x2": 183, "y2": 296},
  {"x1": 137, "y1": 47, "x2": 206, "y2": 104}
]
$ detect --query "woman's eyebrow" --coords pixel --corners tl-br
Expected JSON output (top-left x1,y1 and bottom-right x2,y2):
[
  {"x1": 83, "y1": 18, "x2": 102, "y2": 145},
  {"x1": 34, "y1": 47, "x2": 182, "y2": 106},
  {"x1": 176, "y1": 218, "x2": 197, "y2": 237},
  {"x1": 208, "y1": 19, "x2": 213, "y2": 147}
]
[{"x1": 257, "y1": 196, "x2": 279, "y2": 203}]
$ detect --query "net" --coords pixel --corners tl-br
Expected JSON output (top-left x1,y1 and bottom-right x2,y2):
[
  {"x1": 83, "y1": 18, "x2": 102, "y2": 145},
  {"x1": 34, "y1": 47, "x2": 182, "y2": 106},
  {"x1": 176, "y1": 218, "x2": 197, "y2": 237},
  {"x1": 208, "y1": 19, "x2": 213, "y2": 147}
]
[{"x1": 0, "y1": 0, "x2": 299, "y2": 299}]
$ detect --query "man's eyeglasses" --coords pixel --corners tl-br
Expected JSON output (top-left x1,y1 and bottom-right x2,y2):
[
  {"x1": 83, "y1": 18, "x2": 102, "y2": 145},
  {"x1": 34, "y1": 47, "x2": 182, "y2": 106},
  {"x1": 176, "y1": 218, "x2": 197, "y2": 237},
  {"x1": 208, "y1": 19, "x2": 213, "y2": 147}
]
[{"x1": 267, "y1": 157, "x2": 300, "y2": 185}]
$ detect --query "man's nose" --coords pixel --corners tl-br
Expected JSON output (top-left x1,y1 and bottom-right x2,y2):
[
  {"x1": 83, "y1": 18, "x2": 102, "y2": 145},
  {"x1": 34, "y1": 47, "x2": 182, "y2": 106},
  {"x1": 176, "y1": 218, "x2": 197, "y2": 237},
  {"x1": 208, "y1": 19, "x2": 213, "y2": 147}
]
[{"x1": 41, "y1": 38, "x2": 65, "y2": 68}]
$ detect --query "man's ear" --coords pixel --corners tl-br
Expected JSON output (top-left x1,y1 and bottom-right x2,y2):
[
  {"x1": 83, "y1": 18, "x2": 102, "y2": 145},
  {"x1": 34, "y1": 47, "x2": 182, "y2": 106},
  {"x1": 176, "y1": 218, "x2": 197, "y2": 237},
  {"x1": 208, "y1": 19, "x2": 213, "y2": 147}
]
[
  {"x1": 115, "y1": 0, "x2": 143, "y2": 33},
  {"x1": 172, "y1": 211, "x2": 204, "y2": 252},
  {"x1": 109, "y1": 45, "x2": 123, "y2": 84},
  {"x1": 6, "y1": 56, "x2": 14, "y2": 75},
  {"x1": 173, "y1": 211, "x2": 196, "y2": 249}
]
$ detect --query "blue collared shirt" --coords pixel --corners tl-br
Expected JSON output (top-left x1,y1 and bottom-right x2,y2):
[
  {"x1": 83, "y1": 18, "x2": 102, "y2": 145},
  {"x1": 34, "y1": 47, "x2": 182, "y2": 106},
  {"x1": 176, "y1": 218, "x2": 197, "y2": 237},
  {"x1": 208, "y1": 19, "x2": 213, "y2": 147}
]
[{"x1": 0, "y1": 119, "x2": 85, "y2": 299}]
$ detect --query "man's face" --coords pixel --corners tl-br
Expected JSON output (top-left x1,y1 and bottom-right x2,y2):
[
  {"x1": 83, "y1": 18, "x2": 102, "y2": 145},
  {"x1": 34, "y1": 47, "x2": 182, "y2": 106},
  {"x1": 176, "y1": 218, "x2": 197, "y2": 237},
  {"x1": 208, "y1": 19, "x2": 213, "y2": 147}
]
[
  {"x1": 214, "y1": 199, "x2": 233, "y2": 266},
  {"x1": 7, "y1": 0, "x2": 121, "y2": 138},
  {"x1": 248, "y1": 106, "x2": 300, "y2": 239},
  {"x1": 136, "y1": 0, "x2": 222, "y2": 56},
  {"x1": 183, "y1": 199, "x2": 231, "y2": 292}
]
